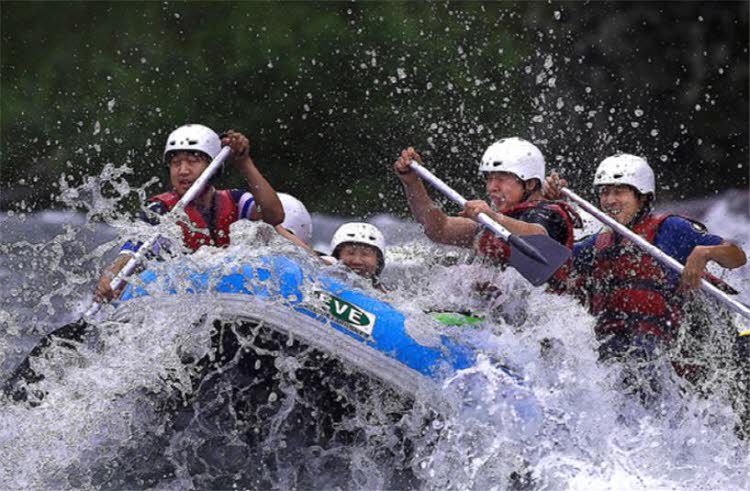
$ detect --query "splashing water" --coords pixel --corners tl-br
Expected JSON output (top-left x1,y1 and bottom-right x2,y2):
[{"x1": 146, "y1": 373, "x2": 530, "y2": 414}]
[{"x1": 1, "y1": 169, "x2": 749, "y2": 490}]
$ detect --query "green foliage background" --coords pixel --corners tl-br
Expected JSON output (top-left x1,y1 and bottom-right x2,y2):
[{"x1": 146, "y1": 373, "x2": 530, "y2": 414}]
[{"x1": 1, "y1": 2, "x2": 747, "y2": 218}]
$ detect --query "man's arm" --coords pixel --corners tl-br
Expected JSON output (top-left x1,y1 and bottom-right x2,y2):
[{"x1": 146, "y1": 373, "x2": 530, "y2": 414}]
[
  {"x1": 274, "y1": 225, "x2": 314, "y2": 252},
  {"x1": 94, "y1": 201, "x2": 168, "y2": 302},
  {"x1": 223, "y1": 130, "x2": 284, "y2": 226},
  {"x1": 394, "y1": 147, "x2": 477, "y2": 247},
  {"x1": 681, "y1": 240, "x2": 747, "y2": 290},
  {"x1": 237, "y1": 159, "x2": 284, "y2": 226},
  {"x1": 656, "y1": 216, "x2": 747, "y2": 290},
  {"x1": 94, "y1": 254, "x2": 132, "y2": 302},
  {"x1": 460, "y1": 200, "x2": 548, "y2": 236}
]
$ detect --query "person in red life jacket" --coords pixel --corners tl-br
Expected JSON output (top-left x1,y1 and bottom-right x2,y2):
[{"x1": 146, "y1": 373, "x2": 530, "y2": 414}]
[
  {"x1": 544, "y1": 154, "x2": 746, "y2": 398},
  {"x1": 94, "y1": 124, "x2": 284, "y2": 302},
  {"x1": 393, "y1": 138, "x2": 580, "y2": 294}
]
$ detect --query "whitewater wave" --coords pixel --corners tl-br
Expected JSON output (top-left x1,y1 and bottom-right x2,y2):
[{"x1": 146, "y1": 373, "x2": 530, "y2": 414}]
[{"x1": 1, "y1": 189, "x2": 749, "y2": 490}]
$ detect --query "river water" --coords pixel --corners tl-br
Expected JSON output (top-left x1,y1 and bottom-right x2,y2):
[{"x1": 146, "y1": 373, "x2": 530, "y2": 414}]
[{"x1": 0, "y1": 179, "x2": 749, "y2": 490}]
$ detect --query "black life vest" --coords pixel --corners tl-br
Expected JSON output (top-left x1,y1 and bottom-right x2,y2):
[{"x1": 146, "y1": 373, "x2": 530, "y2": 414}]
[{"x1": 473, "y1": 200, "x2": 581, "y2": 287}]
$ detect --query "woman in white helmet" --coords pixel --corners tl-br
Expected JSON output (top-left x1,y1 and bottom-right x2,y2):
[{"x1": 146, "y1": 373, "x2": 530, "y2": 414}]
[
  {"x1": 544, "y1": 154, "x2": 746, "y2": 398},
  {"x1": 329, "y1": 222, "x2": 387, "y2": 291},
  {"x1": 393, "y1": 138, "x2": 580, "y2": 289},
  {"x1": 95, "y1": 125, "x2": 285, "y2": 302}
]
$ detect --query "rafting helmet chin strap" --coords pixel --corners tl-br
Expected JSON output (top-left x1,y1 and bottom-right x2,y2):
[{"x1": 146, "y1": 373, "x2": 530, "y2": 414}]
[{"x1": 520, "y1": 177, "x2": 542, "y2": 203}]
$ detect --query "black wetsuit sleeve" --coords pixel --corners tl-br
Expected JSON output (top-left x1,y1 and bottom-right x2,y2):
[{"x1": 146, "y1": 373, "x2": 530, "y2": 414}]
[{"x1": 515, "y1": 207, "x2": 568, "y2": 245}]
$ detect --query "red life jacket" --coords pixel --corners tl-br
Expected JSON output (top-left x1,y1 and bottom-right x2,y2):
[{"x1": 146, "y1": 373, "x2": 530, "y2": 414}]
[
  {"x1": 586, "y1": 213, "x2": 680, "y2": 340},
  {"x1": 474, "y1": 200, "x2": 581, "y2": 287},
  {"x1": 148, "y1": 190, "x2": 238, "y2": 251},
  {"x1": 583, "y1": 213, "x2": 735, "y2": 342}
]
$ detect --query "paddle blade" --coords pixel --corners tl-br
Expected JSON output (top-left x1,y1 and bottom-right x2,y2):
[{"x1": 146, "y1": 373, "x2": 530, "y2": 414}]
[{"x1": 507, "y1": 234, "x2": 572, "y2": 287}]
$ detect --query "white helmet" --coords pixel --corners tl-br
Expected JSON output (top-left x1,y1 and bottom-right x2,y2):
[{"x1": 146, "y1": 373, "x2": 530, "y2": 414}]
[
  {"x1": 478, "y1": 137, "x2": 545, "y2": 184},
  {"x1": 330, "y1": 222, "x2": 386, "y2": 275},
  {"x1": 164, "y1": 124, "x2": 221, "y2": 162},
  {"x1": 593, "y1": 154, "x2": 656, "y2": 197},
  {"x1": 278, "y1": 193, "x2": 313, "y2": 245}
]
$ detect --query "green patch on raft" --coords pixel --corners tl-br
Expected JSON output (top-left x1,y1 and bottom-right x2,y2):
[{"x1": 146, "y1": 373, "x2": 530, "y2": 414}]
[{"x1": 430, "y1": 312, "x2": 484, "y2": 327}]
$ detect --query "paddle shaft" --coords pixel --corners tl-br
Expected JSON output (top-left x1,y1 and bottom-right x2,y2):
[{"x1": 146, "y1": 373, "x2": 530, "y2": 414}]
[
  {"x1": 85, "y1": 146, "x2": 232, "y2": 317},
  {"x1": 562, "y1": 187, "x2": 750, "y2": 331},
  {"x1": 408, "y1": 161, "x2": 549, "y2": 264},
  {"x1": 409, "y1": 161, "x2": 509, "y2": 240}
]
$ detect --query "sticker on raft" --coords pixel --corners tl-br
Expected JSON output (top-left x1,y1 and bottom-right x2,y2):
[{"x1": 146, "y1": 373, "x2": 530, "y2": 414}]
[{"x1": 312, "y1": 291, "x2": 376, "y2": 337}]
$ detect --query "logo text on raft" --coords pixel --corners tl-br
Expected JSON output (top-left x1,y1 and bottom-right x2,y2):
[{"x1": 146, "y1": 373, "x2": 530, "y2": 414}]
[{"x1": 314, "y1": 291, "x2": 376, "y2": 337}]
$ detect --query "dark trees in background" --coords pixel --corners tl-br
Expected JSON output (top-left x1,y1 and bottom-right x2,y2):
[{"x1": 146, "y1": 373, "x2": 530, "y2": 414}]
[{"x1": 1, "y1": 2, "x2": 747, "y2": 217}]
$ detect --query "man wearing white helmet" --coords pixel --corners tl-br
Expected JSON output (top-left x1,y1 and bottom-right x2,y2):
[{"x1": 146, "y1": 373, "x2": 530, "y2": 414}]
[
  {"x1": 329, "y1": 222, "x2": 387, "y2": 291},
  {"x1": 394, "y1": 138, "x2": 580, "y2": 288},
  {"x1": 545, "y1": 154, "x2": 746, "y2": 369},
  {"x1": 95, "y1": 125, "x2": 284, "y2": 301}
]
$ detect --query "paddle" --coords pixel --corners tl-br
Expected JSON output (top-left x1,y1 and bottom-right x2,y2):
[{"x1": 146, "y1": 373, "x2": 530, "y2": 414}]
[
  {"x1": 409, "y1": 161, "x2": 571, "y2": 287},
  {"x1": 4, "y1": 146, "x2": 232, "y2": 402},
  {"x1": 561, "y1": 187, "x2": 750, "y2": 336}
]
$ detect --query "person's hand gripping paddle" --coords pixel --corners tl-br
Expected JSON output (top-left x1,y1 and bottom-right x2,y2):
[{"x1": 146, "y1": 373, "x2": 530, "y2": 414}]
[
  {"x1": 409, "y1": 161, "x2": 571, "y2": 287},
  {"x1": 559, "y1": 186, "x2": 750, "y2": 337},
  {"x1": 4, "y1": 146, "x2": 232, "y2": 403}
]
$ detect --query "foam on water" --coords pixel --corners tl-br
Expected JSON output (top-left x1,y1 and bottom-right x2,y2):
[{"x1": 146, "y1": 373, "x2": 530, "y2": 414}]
[
  {"x1": 383, "y1": 225, "x2": 750, "y2": 490},
  {"x1": 1, "y1": 171, "x2": 749, "y2": 489}
]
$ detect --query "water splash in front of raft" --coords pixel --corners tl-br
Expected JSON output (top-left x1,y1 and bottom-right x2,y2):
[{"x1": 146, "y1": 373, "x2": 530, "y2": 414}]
[
  {"x1": 2, "y1": 9, "x2": 749, "y2": 480},
  {"x1": 1, "y1": 178, "x2": 749, "y2": 489}
]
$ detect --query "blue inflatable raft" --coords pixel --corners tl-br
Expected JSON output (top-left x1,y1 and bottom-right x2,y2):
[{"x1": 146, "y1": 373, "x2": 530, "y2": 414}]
[{"x1": 114, "y1": 254, "x2": 524, "y2": 398}]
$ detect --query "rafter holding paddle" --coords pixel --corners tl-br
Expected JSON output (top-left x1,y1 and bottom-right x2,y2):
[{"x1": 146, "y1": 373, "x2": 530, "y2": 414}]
[
  {"x1": 561, "y1": 186, "x2": 750, "y2": 336},
  {"x1": 4, "y1": 144, "x2": 233, "y2": 402},
  {"x1": 541, "y1": 153, "x2": 747, "y2": 346},
  {"x1": 392, "y1": 139, "x2": 581, "y2": 290},
  {"x1": 409, "y1": 161, "x2": 571, "y2": 286}
]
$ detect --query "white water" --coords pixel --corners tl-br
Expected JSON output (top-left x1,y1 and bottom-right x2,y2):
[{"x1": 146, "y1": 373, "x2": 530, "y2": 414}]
[{"x1": 1, "y1": 173, "x2": 749, "y2": 489}]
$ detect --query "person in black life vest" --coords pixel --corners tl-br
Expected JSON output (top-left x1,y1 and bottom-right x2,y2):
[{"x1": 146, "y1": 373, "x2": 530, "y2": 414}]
[
  {"x1": 544, "y1": 154, "x2": 746, "y2": 401},
  {"x1": 94, "y1": 124, "x2": 284, "y2": 302},
  {"x1": 393, "y1": 138, "x2": 580, "y2": 291}
]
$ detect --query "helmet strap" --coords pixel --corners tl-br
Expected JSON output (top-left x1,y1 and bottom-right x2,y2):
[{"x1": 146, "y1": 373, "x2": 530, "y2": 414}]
[
  {"x1": 627, "y1": 198, "x2": 651, "y2": 228},
  {"x1": 521, "y1": 178, "x2": 540, "y2": 202}
]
